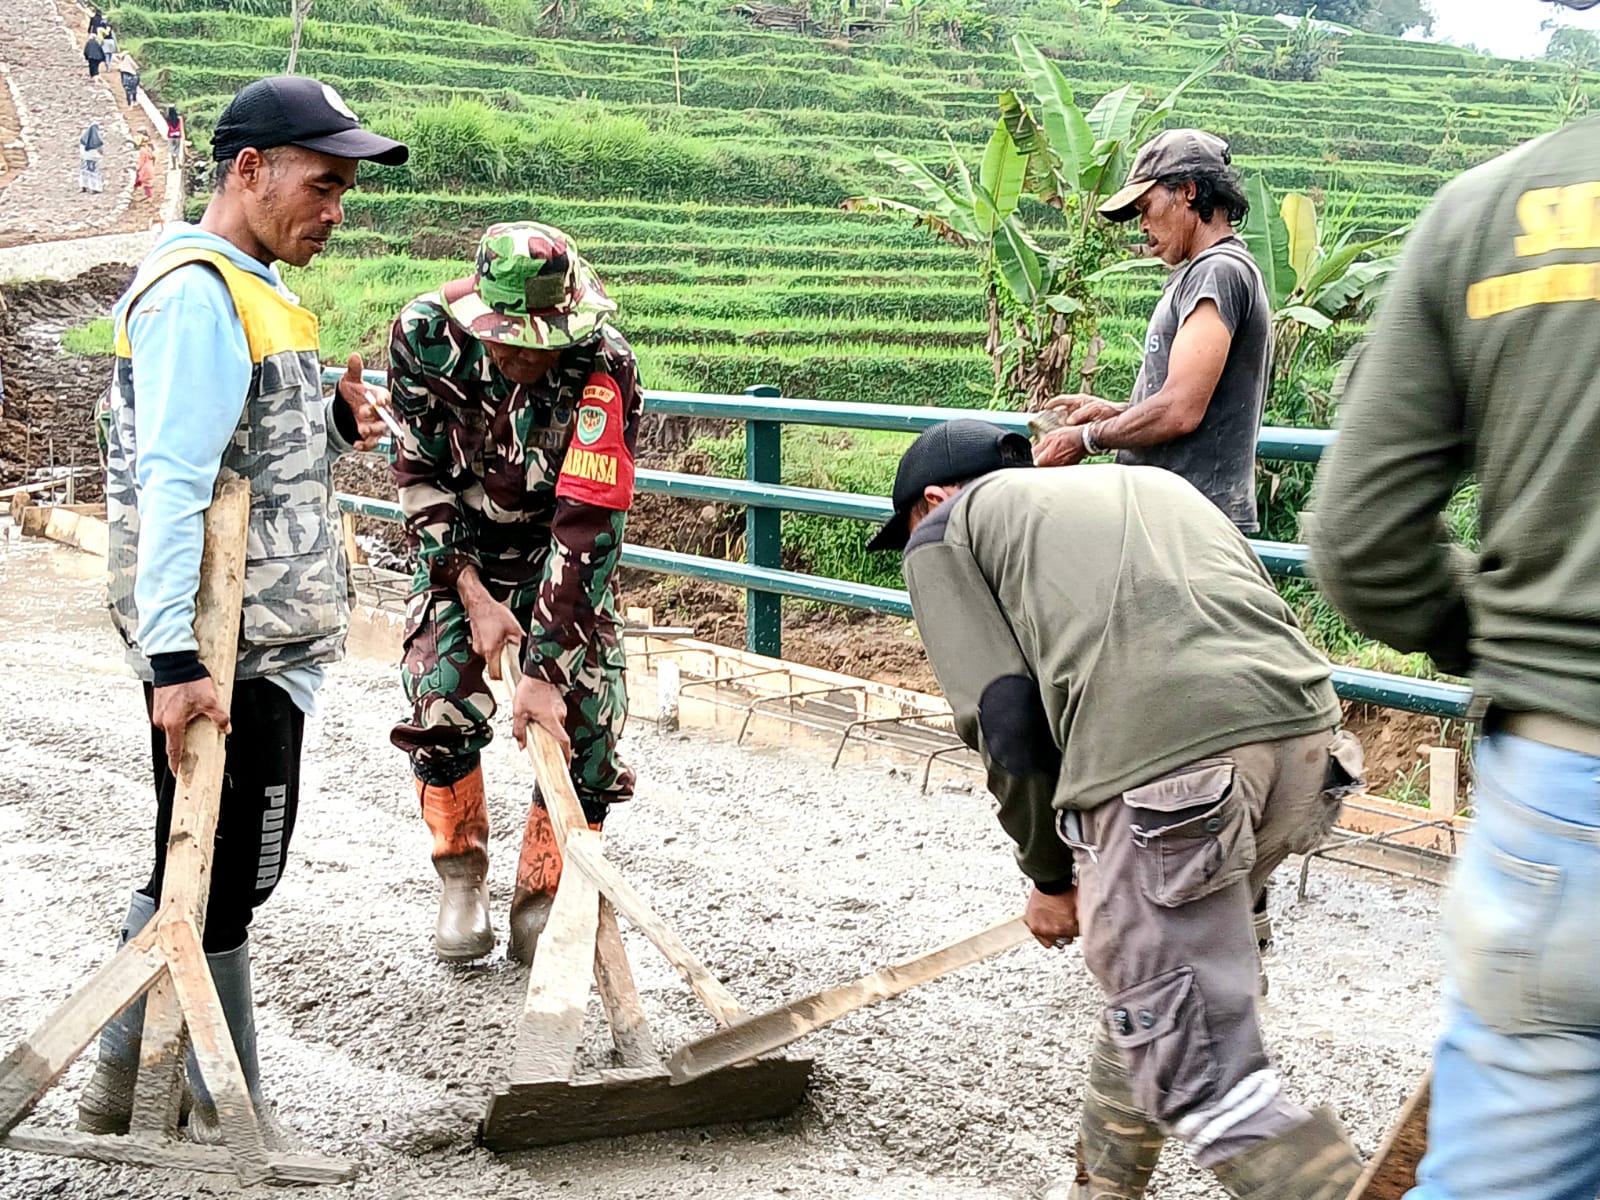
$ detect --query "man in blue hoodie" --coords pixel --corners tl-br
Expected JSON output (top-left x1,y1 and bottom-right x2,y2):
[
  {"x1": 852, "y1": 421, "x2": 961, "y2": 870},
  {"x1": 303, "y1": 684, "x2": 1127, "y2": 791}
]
[{"x1": 79, "y1": 76, "x2": 406, "y2": 1147}]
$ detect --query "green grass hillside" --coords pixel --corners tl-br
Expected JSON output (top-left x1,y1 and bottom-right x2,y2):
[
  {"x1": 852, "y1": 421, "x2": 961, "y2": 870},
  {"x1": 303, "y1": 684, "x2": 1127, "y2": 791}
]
[{"x1": 103, "y1": 0, "x2": 1560, "y2": 625}]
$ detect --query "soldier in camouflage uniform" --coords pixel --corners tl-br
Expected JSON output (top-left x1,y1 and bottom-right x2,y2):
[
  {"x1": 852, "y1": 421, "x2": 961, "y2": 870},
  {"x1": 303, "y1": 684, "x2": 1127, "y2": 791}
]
[{"x1": 387, "y1": 222, "x2": 640, "y2": 964}]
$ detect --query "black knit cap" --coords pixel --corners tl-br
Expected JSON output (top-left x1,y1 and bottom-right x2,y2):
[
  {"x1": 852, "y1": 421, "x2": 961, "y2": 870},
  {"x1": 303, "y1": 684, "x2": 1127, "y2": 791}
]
[
  {"x1": 211, "y1": 76, "x2": 408, "y2": 165},
  {"x1": 866, "y1": 420, "x2": 1034, "y2": 552}
]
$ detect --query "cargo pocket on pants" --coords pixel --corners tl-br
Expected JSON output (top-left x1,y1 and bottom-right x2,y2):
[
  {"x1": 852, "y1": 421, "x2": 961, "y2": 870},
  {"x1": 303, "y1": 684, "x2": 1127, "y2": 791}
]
[
  {"x1": 1104, "y1": 966, "x2": 1217, "y2": 1125},
  {"x1": 1125, "y1": 761, "x2": 1253, "y2": 907}
]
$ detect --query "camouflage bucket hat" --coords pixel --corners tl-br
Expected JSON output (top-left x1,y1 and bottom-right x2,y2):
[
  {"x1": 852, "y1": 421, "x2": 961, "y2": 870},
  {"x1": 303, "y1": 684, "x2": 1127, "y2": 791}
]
[{"x1": 440, "y1": 221, "x2": 617, "y2": 349}]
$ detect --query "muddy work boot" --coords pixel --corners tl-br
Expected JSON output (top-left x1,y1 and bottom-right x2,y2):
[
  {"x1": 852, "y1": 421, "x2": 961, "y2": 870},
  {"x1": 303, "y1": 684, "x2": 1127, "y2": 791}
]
[
  {"x1": 508, "y1": 790, "x2": 604, "y2": 965},
  {"x1": 187, "y1": 938, "x2": 298, "y2": 1152},
  {"x1": 78, "y1": 890, "x2": 161, "y2": 1134},
  {"x1": 416, "y1": 758, "x2": 493, "y2": 962},
  {"x1": 1210, "y1": 1107, "x2": 1364, "y2": 1200},
  {"x1": 1045, "y1": 1030, "x2": 1166, "y2": 1200}
]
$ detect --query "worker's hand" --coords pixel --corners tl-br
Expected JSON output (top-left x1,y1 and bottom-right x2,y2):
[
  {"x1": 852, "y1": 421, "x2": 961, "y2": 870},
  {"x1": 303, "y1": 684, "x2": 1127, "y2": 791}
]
[
  {"x1": 1024, "y1": 885, "x2": 1080, "y2": 950},
  {"x1": 336, "y1": 353, "x2": 390, "y2": 452},
  {"x1": 1061, "y1": 398, "x2": 1125, "y2": 427},
  {"x1": 150, "y1": 677, "x2": 232, "y2": 777},
  {"x1": 1042, "y1": 391, "x2": 1110, "y2": 416},
  {"x1": 512, "y1": 675, "x2": 572, "y2": 762},
  {"x1": 465, "y1": 596, "x2": 525, "y2": 678},
  {"x1": 1033, "y1": 425, "x2": 1089, "y2": 468}
]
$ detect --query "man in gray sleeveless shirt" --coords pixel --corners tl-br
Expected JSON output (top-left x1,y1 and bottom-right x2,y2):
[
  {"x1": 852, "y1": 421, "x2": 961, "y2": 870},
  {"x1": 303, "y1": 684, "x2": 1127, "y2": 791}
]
[{"x1": 1034, "y1": 129, "x2": 1272, "y2": 536}]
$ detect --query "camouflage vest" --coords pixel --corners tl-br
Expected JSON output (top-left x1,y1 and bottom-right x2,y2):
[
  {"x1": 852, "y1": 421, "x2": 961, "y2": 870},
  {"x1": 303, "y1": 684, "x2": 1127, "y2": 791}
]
[{"x1": 105, "y1": 247, "x2": 349, "y2": 681}]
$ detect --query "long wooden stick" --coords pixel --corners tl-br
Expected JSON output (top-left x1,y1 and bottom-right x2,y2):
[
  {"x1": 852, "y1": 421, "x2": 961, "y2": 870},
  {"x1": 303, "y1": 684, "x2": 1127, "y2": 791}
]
[
  {"x1": 593, "y1": 901, "x2": 658, "y2": 1069},
  {"x1": 564, "y1": 837, "x2": 747, "y2": 1028},
  {"x1": 1346, "y1": 1073, "x2": 1431, "y2": 1200},
  {"x1": 667, "y1": 917, "x2": 1029, "y2": 1082},
  {"x1": 159, "y1": 918, "x2": 269, "y2": 1186},
  {"x1": 132, "y1": 473, "x2": 251, "y2": 1135},
  {"x1": 0, "y1": 925, "x2": 167, "y2": 1136}
]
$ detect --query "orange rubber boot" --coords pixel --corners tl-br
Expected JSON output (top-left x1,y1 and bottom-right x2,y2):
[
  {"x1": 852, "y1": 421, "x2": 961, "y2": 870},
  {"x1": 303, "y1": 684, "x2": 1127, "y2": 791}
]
[
  {"x1": 508, "y1": 798, "x2": 601, "y2": 965},
  {"x1": 417, "y1": 765, "x2": 493, "y2": 962}
]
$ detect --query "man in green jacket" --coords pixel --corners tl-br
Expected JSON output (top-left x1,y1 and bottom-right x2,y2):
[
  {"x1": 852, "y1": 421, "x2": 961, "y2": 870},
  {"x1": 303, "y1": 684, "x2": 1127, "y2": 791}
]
[
  {"x1": 1312, "y1": 35, "x2": 1600, "y2": 1198},
  {"x1": 871, "y1": 421, "x2": 1365, "y2": 1200}
]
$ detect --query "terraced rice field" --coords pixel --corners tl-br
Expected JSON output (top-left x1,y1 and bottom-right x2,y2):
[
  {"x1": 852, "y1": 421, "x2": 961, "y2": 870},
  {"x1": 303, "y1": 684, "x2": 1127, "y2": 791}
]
[{"x1": 115, "y1": 0, "x2": 1578, "y2": 414}]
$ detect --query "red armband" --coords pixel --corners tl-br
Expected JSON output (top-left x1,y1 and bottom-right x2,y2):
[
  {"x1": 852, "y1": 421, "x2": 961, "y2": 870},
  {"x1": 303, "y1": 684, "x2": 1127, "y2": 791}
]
[{"x1": 554, "y1": 372, "x2": 635, "y2": 510}]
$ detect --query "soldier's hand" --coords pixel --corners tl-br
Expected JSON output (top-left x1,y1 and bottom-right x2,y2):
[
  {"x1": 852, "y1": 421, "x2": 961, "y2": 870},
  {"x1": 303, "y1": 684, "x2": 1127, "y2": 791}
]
[
  {"x1": 151, "y1": 676, "x2": 232, "y2": 777},
  {"x1": 336, "y1": 353, "x2": 391, "y2": 452},
  {"x1": 1033, "y1": 425, "x2": 1089, "y2": 468},
  {"x1": 466, "y1": 597, "x2": 525, "y2": 679},
  {"x1": 512, "y1": 675, "x2": 572, "y2": 763},
  {"x1": 1023, "y1": 885, "x2": 1080, "y2": 950}
]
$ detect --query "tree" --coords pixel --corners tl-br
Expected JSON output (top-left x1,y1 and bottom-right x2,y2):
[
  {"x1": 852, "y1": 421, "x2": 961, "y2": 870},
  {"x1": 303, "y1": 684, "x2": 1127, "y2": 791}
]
[
  {"x1": 1213, "y1": 12, "x2": 1263, "y2": 73},
  {"x1": 848, "y1": 36, "x2": 1220, "y2": 407},
  {"x1": 1359, "y1": 0, "x2": 1434, "y2": 37},
  {"x1": 1240, "y1": 184, "x2": 1408, "y2": 382},
  {"x1": 1546, "y1": 25, "x2": 1600, "y2": 71},
  {"x1": 286, "y1": 0, "x2": 314, "y2": 74}
]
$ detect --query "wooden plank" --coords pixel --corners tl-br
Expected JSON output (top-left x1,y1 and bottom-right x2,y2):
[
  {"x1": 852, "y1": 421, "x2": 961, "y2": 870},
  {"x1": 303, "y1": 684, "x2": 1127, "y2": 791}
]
[
  {"x1": 0, "y1": 1130, "x2": 356, "y2": 1184},
  {"x1": 507, "y1": 857, "x2": 601, "y2": 1084},
  {"x1": 1347, "y1": 1073, "x2": 1430, "y2": 1200},
  {"x1": 1428, "y1": 747, "x2": 1459, "y2": 818},
  {"x1": 482, "y1": 1056, "x2": 813, "y2": 1152},
  {"x1": 564, "y1": 836, "x2": 747, "y2": 1028},
  {"x1": 593, "y1": 900, "x2": 659, "y2": 1069},
  {"x1": 158, "y1": 918, "x2": 269, "y2": 1185},
  {"x1": 0, "y1": 925, "x2": 167, "y2": 1137},
  {"x1": 39, "y1": 508, "x2": 109, "y2": 557},
  {"x1": 668, "y1": 916, "x2": 1028, "y2": 1082},
  {"x1": 339, "y1": 509, "x2": 366, "y2": 567},
  {"x1": 132, "y1": 475, "x2": 250, "y2": 1136},
  {"x1": 656, "y1": 659, "x2": 681, "y2": 732}
]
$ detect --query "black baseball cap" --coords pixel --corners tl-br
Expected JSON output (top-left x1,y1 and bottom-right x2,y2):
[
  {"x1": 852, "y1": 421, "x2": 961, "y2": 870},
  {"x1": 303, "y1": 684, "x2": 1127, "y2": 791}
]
[
  {"x1": 866, "y1": 420, "x2": 1034, "y2": 552},
  {"x1": 211, "y1": 76, "x2": 408, "y2": 166}
]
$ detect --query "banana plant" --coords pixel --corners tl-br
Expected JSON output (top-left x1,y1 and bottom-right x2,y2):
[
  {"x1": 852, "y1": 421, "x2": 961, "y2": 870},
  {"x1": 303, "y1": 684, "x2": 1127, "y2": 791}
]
[
  {"x1": 845, "y1": 120, "x2": 1043, "y2": 385},
  {"x1": 1240, "y1": 180, "x2": 1409, "y2": 372},
  {"x1": 1000, "y1": 35, "x2": 1222, "y2": 236}
]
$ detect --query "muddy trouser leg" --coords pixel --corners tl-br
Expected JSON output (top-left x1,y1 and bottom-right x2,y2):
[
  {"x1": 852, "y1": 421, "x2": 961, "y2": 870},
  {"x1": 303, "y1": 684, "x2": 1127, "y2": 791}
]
[
  {"x1": 131, "y1": 679, "x2": 303, "y2": 1133},
  {"x1": 143, "y1": 677, "x2": 305, "y2": 952},
  {"x1": 509, "y1": 616, "x2": 636, "y2": 963},
  {"x1": 392, "y1": 591, "x2": 497, "y2": 959},
  {"x1": 1073, "y1": 1028, "x2": 1167, "y2": 1199},
  {"x1": 1072, "y1": 730, "x2": 1364, "y2": 1199}
]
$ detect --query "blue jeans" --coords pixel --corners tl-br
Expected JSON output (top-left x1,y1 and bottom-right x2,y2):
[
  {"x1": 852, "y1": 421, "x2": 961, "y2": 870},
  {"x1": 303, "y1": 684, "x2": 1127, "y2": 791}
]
[{"x1": 1410, "y1": 731, "x2": 1600, "y2": 1200}]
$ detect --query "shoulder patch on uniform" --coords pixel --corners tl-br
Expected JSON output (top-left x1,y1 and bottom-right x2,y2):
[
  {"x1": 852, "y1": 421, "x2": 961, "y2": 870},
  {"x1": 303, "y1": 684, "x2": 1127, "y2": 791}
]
[{"x1": 556, "y1": 372, "x2": 635, "y2": 511}]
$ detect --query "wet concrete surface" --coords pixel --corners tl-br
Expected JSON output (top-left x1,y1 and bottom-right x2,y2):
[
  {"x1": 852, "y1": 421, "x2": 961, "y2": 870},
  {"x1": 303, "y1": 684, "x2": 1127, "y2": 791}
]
[{"x1": 0, "y1": 528, "x2": 1443, "y2": 1198}]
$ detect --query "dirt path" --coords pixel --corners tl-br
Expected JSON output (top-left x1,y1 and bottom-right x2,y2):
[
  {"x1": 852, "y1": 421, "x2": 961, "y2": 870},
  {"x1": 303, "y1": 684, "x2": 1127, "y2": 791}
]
[
  {"x1": 0, "y1": 531, "x2": 1443, "y2": 1200},
  {"x1": 0, "y1": 0, "x2": 166, "y2": 250}
]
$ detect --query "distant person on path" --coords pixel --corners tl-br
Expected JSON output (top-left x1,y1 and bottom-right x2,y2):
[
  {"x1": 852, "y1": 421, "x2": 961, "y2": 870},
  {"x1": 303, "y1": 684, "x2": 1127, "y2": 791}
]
[
  {"x1": 117, "y1": 51, "x2": 139, "y2": 106},
  {"x1": 84, "y1": 30, "x2": 105, "y2": 78},
  {"x1": 134, "y1": 135, "x2": 154, "y2": 200},
  {"x1": 165, "y1": 106, "x2": 184, "y2": 168},
  {"x1": 75, "y1": 75, "x2": 405, "y2": 1148},
  {"x1": 78, "y1": 122, "x2": 103, "y2": 193},
  {"x1": 869, "y1": 423, "x2": 1365, "y2": 1200},
  {"x1": 386, "y1": 222, "x2": 642, "y2": 965},
  {"x1": 1313, "y1": 6, "x2": 1600, "y2": 1194},
  {"x1": 88, "y1": 7, "x2": 107, "y2": 35},
  {"x1": 1033, "y1": 129, "x2": 1271, "y2": 536},
  {"x1": 101, "y1": 27, "x2": 118, "y2": 67}
]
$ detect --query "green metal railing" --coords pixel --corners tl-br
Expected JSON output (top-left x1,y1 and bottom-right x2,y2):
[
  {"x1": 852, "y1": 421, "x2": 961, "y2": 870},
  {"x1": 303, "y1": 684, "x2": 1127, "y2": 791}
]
[{"x1": 326, "y1": 368, "x2": 1467, "y2": 719}]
